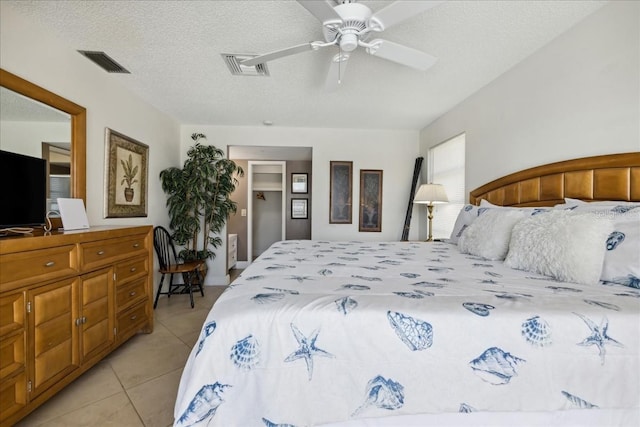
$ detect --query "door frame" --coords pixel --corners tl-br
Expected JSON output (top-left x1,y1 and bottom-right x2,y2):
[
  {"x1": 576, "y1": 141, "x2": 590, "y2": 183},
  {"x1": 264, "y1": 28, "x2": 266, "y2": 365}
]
[{"x1": 247, "y1": 160, "x2": 286, "y2": 264}]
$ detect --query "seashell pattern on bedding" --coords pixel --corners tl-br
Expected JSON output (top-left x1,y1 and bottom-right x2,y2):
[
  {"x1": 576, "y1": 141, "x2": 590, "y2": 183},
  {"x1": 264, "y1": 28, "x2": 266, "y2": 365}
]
[
  {"x1": 469, "y1": 347, "x2": 526, "y2": 385},
  {"x1": 230, "y1": 335, "x2": 261, "y2": 370},
  {"x1": 174, "y1": 240, "x2": 640, "y2": 427}
]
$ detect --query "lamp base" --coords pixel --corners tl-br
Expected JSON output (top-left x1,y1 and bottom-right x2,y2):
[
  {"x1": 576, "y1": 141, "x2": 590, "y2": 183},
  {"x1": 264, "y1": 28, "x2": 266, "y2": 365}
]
[{"x1": 426, "y1": 204, "x2": 434, "y2": 242}]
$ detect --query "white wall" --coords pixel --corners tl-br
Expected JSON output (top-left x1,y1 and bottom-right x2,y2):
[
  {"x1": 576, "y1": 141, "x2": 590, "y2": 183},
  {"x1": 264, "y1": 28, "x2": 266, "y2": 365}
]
[
  {"x1": 420, "y1": 1, "x2": 639, "y2": 206},
  {"x1": 180, "y1": 125, "x2": 421, "y2": 284},
  {"x1": 0, "y1": 121, "x2": 70, "y2": 157},
  {"x1": 1, "y1": 3, "x2": 181, "y2": 294}
]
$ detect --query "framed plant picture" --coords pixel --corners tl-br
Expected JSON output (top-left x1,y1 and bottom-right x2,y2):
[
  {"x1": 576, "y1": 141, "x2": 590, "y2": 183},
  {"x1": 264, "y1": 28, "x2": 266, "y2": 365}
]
[
  {"x1": 359, "y1": 169, "x2": 382, "y2": 232},
  {"x1": 291, "y1": 173, "x2": 308, "y2": 194},
  {"x1": 329, "y1": 161, "x2": 353, "y2": 224},
  {"x1": 291, "y1": 198, "x2": 308, "y2": 219},
  {"x1": 104, "y1": 128, "x2": 148, "y2": 217}
]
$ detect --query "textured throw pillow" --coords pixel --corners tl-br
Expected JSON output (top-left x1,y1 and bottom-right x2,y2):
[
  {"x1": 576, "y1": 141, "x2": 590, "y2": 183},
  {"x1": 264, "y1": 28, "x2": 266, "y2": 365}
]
[
  {"x1": 504, "y1": 210, "x2": 613, "y2": 285},
  {"x1": 458, "y1": 209, "x2": 527, "y2": 260},
  {"x1": 601, "y1": 212, "x2": 640, "y2": 288}
]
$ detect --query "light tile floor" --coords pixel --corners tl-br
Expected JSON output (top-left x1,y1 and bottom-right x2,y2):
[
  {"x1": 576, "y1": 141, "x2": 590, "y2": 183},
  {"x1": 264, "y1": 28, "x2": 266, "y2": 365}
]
[{"x1": 16, "y1": 279, "x2": 233, "y2": 427}]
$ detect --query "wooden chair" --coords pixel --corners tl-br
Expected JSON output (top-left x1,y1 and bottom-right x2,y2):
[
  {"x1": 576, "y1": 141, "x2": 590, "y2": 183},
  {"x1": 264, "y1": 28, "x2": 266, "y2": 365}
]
[{"x1": 153, "y1": 226, "x2": 205, "y2": 308}]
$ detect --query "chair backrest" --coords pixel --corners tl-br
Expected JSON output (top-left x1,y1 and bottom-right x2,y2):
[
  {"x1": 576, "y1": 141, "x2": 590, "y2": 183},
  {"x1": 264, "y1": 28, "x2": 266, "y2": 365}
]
[{"x1": 153, "y1": 226, "x2": 179, "y2": 270}]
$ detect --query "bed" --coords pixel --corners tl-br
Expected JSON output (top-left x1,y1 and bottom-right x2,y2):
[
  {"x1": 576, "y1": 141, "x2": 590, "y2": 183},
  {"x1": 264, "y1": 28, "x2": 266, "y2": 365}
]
[{"x1": 173, "y1": 153, "x2": 640, "y2": 427}]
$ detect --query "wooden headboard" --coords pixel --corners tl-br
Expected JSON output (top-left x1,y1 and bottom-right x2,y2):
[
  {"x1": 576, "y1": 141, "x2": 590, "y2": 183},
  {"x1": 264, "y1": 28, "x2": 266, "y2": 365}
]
[{"x1": 470, "y1": 152, "x2": 640, "y2": 207}]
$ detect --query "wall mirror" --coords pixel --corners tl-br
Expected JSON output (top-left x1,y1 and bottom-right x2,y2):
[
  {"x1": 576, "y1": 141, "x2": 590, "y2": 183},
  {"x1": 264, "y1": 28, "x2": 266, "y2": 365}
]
[{"x1": 0, "y1": 68, "x2": 86, "y2": 205}]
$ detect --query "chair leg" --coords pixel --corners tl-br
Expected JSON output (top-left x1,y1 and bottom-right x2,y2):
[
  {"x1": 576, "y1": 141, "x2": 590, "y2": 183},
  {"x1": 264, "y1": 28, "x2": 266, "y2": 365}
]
[
  {"x1": 153, "y1": 274, "x2": 166, "y2": 309},
  {"x1": 198, "y1": 270, "x2": 204, "y2": 297},
  {"x1": 168, "y1": 273, "x2": 176, "y2": 297},
  {"x1": 186, "y1": 272, "x2": 195, "y2": 308}
]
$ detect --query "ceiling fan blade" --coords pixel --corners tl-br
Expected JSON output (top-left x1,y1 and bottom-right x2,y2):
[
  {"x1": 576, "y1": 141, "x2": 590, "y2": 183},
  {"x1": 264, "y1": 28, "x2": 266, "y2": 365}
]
[
  {"x1": 369, "y1": 1, "x2": 445, "y2": 31},
  {"x1": 325, "y1": 53, "x2": 350, "y2": 92},
  {"x1": 366, "y1": 39, "x2": 437, "y2": 71},
  {"x1": 240, "y1": 43, "x2": 315, "y2": 67},
  {"x1": 297, "y1": 0, "x2": 342, "y2": 25}
]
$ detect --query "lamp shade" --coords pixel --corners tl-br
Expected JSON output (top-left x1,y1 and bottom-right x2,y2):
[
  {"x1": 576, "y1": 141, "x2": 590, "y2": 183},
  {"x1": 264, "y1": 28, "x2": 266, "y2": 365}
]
[{"x1": 413, "y1": 183, "x2": 448, "y2": 204}]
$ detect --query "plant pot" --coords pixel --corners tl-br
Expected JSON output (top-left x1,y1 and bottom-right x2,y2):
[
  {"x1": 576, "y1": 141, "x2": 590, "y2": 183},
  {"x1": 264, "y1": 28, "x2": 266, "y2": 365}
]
[{"x1": 124, "y1": 188, "x2": 134, "y2": 202}]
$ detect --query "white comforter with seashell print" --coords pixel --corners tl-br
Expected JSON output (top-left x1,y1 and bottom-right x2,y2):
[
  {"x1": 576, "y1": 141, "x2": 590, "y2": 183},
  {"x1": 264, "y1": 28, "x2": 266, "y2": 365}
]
[{"x1": 174, "y1": 240, "x2": 640, "y2": 427}]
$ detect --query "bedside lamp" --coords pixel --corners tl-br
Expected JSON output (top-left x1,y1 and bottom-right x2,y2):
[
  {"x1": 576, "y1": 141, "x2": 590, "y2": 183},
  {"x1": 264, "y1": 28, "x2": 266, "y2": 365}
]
[{"x1": 414, "y1": 183, "x2": 449, "y2": 241}]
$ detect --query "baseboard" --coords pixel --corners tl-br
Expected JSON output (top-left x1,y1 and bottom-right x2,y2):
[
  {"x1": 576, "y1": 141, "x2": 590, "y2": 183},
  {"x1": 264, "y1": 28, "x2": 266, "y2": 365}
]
[
  {"x1": 236, "y1": 261, "x2": 250, "y2": 269},
  {"x1": 204, "y1": 274, "x2": 231, "y2": 286}
]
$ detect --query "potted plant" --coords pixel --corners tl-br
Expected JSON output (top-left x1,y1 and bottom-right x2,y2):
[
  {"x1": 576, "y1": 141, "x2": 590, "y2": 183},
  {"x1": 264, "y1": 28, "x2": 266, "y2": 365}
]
[
  {"x1": 120, "y1": 153, "x2": 139, "y2": 202},
  {"x1": 160, "y1": 133, "x2": 244, "y2": 273}
]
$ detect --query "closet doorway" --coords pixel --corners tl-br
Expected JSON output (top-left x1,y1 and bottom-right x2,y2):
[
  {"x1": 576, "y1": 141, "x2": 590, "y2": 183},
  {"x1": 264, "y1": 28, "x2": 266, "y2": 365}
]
[
  {"x1": 227, "y1": 146, "x2": 312, "y2": 269},
  {"x1": 248, "y1": 161, "x2": 286, "y2": 261}
]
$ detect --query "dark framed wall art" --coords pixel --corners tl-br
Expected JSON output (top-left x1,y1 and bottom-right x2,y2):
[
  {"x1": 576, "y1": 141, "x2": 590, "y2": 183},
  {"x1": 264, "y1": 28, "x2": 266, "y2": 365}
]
[
  {"x1": 291, "y1": 198, "x2": 308, "y2": 219},
  {"x1": 291, "y1": 173, "x2": 308, "y2": 194},
  {"x1": 104, "y1": 128, "x2": 148, "y2": 218},
  {"x1": 359, "y1": 169, "x2": 382, "y2": 232},
  {"x1": 329, "y1": 161, "x2": 353, "y2": 224}
]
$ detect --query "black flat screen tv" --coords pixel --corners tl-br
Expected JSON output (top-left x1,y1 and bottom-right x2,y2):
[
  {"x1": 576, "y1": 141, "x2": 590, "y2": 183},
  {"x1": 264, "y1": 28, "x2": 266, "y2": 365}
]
[{"x1": 0, "y1": 150, "x2": 47, "y2": 229}]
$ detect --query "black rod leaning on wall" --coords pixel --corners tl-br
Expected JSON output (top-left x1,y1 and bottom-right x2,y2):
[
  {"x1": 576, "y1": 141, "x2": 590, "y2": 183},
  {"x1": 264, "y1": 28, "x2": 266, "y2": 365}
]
[{"x1": 401, "y1": 157, "x2": 424, "y2": 241}]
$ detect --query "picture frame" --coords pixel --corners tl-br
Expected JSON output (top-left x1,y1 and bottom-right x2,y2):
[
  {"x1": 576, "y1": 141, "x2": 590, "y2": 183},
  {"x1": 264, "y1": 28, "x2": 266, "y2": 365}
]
[
  {"x1": 359, "y1": 169, "x2": 383, "y2": 232},
  {"x1": 291, "y1": 173, "x2": 308, "y2": 194},
  {"x1": 104, "y1": 128, "x2": 148, "y2": 218},
  {"x1": 329, "y1": 161, "x2": 353, "y2": 224},
  {"x1": 291, "y1": 198, "x2": 308, "y2": 219}
]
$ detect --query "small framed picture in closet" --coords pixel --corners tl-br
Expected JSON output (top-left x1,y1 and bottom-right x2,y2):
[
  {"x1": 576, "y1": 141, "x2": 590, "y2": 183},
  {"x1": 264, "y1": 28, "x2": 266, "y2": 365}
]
[
  {"x1": 291, "y1": 173, "x2": 308, "y2": 194},
  {"x1": 291, "y1": 198, "x2": 308, "y2": 219}
]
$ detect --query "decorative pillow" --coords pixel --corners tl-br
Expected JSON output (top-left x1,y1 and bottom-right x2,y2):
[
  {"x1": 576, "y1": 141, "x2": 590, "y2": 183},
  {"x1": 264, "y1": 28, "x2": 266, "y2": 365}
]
[
  {"x1": 556, "y1": 199, "x2": 640, "y2": 214},
  {"x1": 458, "y1": 209, "x2": 527, "y2": 260},
  {"x1": 504, "y1": 210, "x2": 613, "y2": 285},
  {"x1": 480, "y1": 199, "x2": 550, "y2": 215},
  {"x1": 449, "y1": 205, "x2": 489, "y2": 244},
  {"x1": 601, "y1": 212, "x2": 640, "y2": 288},
  {"x1": 564, "y1": 197, "x2": 640, "y2": 206}
]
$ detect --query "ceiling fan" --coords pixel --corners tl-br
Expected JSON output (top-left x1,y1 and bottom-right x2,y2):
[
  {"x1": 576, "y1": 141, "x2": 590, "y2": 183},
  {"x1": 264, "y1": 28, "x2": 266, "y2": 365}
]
[{"x1": 240, "y1": 0, "x2": 443, "y2": 90}]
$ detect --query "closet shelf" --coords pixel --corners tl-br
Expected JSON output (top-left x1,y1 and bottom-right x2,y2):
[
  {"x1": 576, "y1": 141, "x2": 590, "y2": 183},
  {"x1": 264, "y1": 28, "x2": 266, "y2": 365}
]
[{"x1": 253, "y1": 185, "x2": 283, "y2": 192}]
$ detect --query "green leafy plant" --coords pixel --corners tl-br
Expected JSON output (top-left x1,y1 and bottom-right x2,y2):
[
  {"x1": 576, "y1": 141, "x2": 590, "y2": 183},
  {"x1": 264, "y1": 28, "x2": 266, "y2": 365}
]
[
  {"x1": 120, "y1": 154, "x2": 139, "y2": 189},
  {"x1": 160, "y1": 133, "x2": 244, "y2": 263}
]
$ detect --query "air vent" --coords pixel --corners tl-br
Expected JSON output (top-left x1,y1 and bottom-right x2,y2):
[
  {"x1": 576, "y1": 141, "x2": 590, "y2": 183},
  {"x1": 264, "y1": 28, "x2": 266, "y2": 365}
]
[
  {"x1": 221, "y1": 54, "x2": 270, "y2": 76},
  {"x1": 78, "y1": 51, "x2": 130, "y2": 73}
]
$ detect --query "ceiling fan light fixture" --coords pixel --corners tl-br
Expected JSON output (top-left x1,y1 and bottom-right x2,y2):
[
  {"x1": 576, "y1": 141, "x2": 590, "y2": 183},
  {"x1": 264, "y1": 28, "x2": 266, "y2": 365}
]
[{"x1": 339, "y1": 33, "x2": 358, "y2": 52}]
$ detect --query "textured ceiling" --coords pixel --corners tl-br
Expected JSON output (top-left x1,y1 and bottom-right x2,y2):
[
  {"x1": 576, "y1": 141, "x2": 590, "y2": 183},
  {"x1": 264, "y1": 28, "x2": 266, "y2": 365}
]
[{"x1": 3, "y1": 0, "x2": 606, "y2": 130}]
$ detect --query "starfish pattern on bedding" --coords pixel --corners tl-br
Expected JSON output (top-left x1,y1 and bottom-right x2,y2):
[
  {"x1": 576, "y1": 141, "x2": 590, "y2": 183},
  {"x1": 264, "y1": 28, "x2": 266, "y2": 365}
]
[
  {"x1": 574, "y1": 313, "x2": 624, "y2": 365},
  {"x1": 284, "y1": 324, "x2": 334, "y2": 381}
]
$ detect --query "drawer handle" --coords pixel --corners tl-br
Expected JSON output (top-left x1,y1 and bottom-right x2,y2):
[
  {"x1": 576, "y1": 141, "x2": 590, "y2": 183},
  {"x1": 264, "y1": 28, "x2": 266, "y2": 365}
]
[
  {"x1": 130, "y1": 315, "x2": 137, "y2": 321},
  {"x1": 97, "y1": 250, "x2": 105, "y2": 256},
  {"x1": 133, "y1": 243, "x2": 140, "y2": 248},
  {"x1": 130, "y1": 267, "x2": 137, "y2": 272},
  {"x1": 45, "y1": 261, "x2": 56, "y2": 267},
  {"x1": 129, "y1": 291, "x2": 137, "y2": 297}
]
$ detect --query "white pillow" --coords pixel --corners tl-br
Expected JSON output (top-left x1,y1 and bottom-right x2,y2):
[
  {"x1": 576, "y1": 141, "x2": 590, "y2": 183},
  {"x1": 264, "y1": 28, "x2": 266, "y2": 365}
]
[
  {"x1": 504, "y1": 210, "x2": 613, "y2": 285},
  {"x1": 449, "y1": 204, "x2": 486, "y2": 244},
  {"x1": 458, "y1": 209, "x2": 526, "y2": 260},
  {"x1": 601, "y1": 213, "x2": 640, "y2": 288},
  {"x1": 564, "y1": 197, "x2": 640, "y2": 206},
  {"x1": 556, "y1": 199, "x2": 640, "y2": 214}
]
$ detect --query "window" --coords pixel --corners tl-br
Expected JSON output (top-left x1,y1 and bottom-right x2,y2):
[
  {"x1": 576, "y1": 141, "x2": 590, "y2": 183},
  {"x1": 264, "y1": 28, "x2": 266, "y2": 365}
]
[{"x1": 428, "y1": 133, "x2": 465, "y2": 239}]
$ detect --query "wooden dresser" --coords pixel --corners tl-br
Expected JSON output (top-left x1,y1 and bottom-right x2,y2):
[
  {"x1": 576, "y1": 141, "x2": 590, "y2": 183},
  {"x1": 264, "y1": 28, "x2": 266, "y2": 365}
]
[{"x1": 0, "y1": 225, "x2": 153, "y2": 425}]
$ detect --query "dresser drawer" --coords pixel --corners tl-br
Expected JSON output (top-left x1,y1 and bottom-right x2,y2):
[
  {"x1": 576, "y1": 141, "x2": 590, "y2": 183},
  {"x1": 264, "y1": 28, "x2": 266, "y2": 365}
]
[
  {"x1": 116, "y1": 277, "x2": 147, "y2": 312},
  {"x1": 117, "y1": 302, "x2": 148, "y2": 340},
  {"x1": 115, "y1": 257, "x2": 148, "y2": 284},
  {"x1": 0, "y1": 293, "x2": 25, "y2": 337},
  {"x1": 0, "y1": 246, "x2": 78, "y2": 292},
  {"x1": 0, "y1": 332, "x2": 25, "y2": 380},
  {"x1": 80, "y1": 235, "x2": 147, "y2": 272}
]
